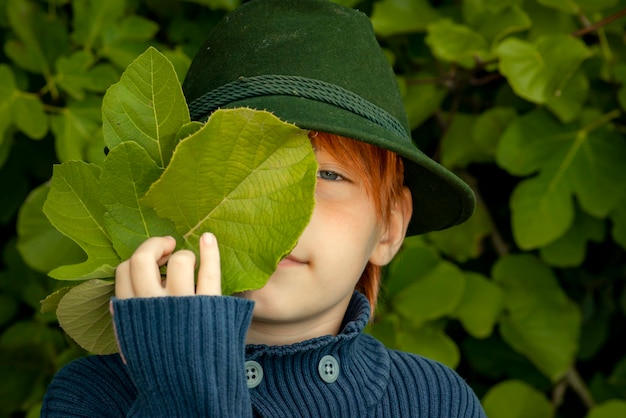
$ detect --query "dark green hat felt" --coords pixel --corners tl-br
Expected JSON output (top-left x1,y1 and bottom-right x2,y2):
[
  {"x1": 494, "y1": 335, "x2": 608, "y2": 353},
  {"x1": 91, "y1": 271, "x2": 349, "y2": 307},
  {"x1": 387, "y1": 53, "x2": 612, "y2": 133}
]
[{"x1": 182, "y1": 0, "x2": 475, "y2": 235}]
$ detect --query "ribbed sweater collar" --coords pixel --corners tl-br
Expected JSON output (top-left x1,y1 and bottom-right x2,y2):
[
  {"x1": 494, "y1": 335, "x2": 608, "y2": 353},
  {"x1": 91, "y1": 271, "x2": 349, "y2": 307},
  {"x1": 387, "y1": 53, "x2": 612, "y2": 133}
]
[{"x1": 244, "y1": 292, "x2": 390, "y2": 417}]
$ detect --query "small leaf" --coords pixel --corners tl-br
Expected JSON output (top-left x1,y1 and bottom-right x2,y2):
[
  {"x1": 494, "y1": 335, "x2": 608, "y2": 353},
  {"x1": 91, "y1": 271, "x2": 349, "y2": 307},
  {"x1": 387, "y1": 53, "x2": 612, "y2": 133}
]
[
  {"x1": 17, "y1": 184, "x2": 86, "y2": 274},
  {"x1": 586, "y1": 401, "x2": 626, "y2": 418},
  {"x1": 493, "y1": 254, "x2": 581, "y2": 381},
  {"x1": 540, "y1": 209, "x2": 605, "y2": 267},
  {"x1": 71, "y1": 0, "x2": 125, "y2": 50},
  {"x1": 55, "y1": 51, "x2": 119, "y2": 100},
  {"x1": 5, "y1": 0, "x2": 68, "y2": 76},
  {"x1": 393, "y1": 261, "x2": 466, "y2": 322},
  {"x1": 496, "y1": 35, "x2": 591, "y2": 104},
  {"x1": 142, "y1": 108, "x2": 317, "y2": 295},
  {"x1": 40, "y1": 287, "x2": 72, "y2": 314},
  {"x1": 464, "y1": 3, "x2": 531, "y2": 45},
  {"x1": 402, "y1": 74, "x2": 447, "y2": 129},
  {"x1": 397, "y1": 322, "x2": 460, "y2": 368},
  {"x1": 483, "y1": 380, "x2": 553, "y2": 418},
  {"x1": 426, "y1": 19, "x2": 491, "y2": 69},
  {"x1": 452, "y1": 272, "x2": 504, "y2": 339},
  {"x1": 370, "y1": 0, "x2": 439, "y2": 36},
  {"x1": 441, "y1": 113, "x2": 492, "y2": 169},
  {"x1": 426, "y1": 203, "x2": 492, "y2": 263},
  {"x1": 102, "y1": 46, "x2": 189, "y2": 168},
  {"x1": 50, "y1": 97, "x2": 104, "y2": 163},
  {"x1": 56, "y1": 279, "x2": 117, "y2": 354},
  {"x1": 43, "y1": 162, "x2": 120, "y2": 280}
]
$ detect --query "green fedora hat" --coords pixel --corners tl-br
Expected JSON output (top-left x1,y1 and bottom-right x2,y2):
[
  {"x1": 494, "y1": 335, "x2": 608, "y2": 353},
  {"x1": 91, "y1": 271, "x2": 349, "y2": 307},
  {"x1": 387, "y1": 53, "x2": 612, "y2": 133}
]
[{"x1": 182, "y1": 0, "x2": 475, "y2": 235}]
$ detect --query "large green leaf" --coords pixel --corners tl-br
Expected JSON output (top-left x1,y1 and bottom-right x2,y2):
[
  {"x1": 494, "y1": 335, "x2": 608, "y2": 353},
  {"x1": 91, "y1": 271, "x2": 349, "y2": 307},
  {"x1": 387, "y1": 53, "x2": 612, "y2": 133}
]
[
  {"x1": 142, "y1": 108, "x2": 317, "y2": 295},
  {"x1": 56, "y1": 279, "x2": 117, "y2": 355},
  {"x1": 102, "y1": 46, "x2": 189, "y2": 168},
  {"x1": 496, "y1": 109, "x2": 626, "y2": 249},
  {"x1": 43, "y1": 162, "x2": 120, "y2": 280},
  {"x1": 483, "y1": 380, "x2": 553, "y2": 418},
  {"x1": 100, "y1": 142, "x2": 178, "y2": 260},
  {"x1": 496, "y1": 35, "x2": 591, "y2": 107},
  {"x1": 493, "y1": 255, "x2": 581, "y2": 381}
]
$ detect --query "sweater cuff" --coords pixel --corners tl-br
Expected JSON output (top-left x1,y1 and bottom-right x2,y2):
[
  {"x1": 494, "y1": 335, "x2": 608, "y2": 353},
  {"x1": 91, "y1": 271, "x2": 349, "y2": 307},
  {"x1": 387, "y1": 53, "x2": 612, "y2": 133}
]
[{"x1": 112, "y1": 295, "x2": 254, "y2": 417}]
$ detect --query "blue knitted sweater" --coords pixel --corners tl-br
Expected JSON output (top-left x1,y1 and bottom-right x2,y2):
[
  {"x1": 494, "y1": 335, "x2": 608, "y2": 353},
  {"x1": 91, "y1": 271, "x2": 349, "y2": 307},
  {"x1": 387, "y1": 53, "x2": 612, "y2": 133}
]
[{"x1": 41, "y1": 292, "x2": 486, "y2": 417}]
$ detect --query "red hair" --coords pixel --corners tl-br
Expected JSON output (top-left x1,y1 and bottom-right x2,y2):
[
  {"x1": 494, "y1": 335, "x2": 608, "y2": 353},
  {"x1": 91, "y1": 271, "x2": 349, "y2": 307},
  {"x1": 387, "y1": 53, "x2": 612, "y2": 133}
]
[{"x1": 309, "y1": 131, "x2": 405, "y2": 314}]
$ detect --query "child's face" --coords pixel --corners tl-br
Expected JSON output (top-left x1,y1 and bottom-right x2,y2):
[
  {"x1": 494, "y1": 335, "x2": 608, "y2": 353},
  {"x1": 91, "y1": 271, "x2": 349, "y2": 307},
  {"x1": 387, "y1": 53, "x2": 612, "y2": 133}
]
[{"x1": 238, "y1": 146, "x2": 407, "y2": 343}]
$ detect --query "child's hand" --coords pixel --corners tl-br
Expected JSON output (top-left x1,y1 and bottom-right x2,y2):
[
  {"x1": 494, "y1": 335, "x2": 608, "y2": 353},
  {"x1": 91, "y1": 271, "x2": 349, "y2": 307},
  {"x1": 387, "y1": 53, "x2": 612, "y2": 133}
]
[{"x1": 114, "y1": 233, "x2": 222, "y2": 298}]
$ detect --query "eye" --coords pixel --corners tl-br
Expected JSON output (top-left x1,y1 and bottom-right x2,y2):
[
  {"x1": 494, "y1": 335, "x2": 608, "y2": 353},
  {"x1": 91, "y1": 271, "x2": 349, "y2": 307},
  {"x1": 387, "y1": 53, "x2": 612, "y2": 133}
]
[{"x1": 317, "y1": 170, "x2": 344, "y2": 181}]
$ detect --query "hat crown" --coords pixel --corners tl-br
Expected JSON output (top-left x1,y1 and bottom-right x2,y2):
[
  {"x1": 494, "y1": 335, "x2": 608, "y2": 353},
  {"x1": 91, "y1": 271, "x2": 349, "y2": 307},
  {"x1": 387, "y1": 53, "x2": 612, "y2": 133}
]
[{"x1": 182, "y1": 0, "x2": 410, "y2": 136}]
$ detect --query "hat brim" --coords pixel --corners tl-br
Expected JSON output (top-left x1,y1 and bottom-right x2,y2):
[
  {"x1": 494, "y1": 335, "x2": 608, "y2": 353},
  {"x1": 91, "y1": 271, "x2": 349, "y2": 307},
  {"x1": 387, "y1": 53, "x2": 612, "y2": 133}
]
[{"x1": 212, "y1": 95, "x2": 475, "y2": 235}]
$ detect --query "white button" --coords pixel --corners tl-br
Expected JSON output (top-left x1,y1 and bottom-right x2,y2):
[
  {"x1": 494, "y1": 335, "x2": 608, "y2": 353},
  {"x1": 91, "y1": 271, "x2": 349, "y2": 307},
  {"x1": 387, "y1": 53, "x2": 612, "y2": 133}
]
[
  {"x1": 245, "y1": 360, "x2": 263, "y2": 388},
  {"x1": 318, "y1": 355, "x2": 340, "y2": 383}
]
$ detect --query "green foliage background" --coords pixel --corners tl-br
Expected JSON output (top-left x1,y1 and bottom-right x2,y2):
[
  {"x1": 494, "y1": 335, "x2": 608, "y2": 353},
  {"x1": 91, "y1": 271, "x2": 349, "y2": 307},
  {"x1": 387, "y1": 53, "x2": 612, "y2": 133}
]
[{"x1": 1, "y1": 0, "x2": 626, "y2": 416}]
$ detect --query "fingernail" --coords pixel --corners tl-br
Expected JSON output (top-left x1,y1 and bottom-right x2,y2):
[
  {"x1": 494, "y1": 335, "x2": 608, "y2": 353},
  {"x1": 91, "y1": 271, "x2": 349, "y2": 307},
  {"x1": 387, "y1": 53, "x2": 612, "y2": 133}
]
[{"x1": 202, "y1": 232, "x2": 214, "y2": 245}]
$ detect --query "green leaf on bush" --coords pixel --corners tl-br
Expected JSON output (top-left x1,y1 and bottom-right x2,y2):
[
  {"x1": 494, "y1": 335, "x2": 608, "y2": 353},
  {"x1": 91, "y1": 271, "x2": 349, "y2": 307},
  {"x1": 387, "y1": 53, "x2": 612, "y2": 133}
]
[
  {"x1": 50, "y1": 97, "x2": 104, "y2": 163},
  {"x1": 396, "y1": 322, "x2": 460, "y2": 368},
  {"x1": 143, "y1": 108, "x2": 317, "y2": 295},
  {"x1": 71, "y1": 0, "x2": 125, "y2": 50},
  {"x1": 497, "y1": 109, "x2": 626, "y2": 249},
  {"x1": 401, "y1": 73, "x2": 447, "y2": 129},
  {"x1": 496, "y1": 35, "x2": 591, "y2": 106},
  {"x1": 483, "y1": 380, "x2": 553, "y2": 418},
  {"x1": 56, "y1": 279, "x2": 117, "y2": 355},
  {"x1": 586, "y1": 400, "x2": 626, "y2": 418},
  {"x1": 17, "y1": 184, "x2": 85, "y2": 274},
  {"x1": 463, "y1": 2, "x2": 531, "y2": 45},
  {"x1": 392, "y1": 261, "x2": 465, "y2": 323},
  {"x1": 540, "y1": 208, "x2": 605, "y2": 267},
  {"x1": 370, "y1": 0, "x2": 439, "y2": 36},
  {"x1": 426, "y1": 19, "x2": 491, "y2": 69},
  {"x1": 0, "y1": 64, "x2": 48, "y2": 142},
  {"x1": 55, "y1": 51, "x2": 120, "y2": 100},
  {"x1": 452, "y1": 272, "x2": 504, "y2": 339},
  {"x1": 493, "y1": 254, "x2": 581, "y2": 381},
  {"x1": 426, "y1": 203, "x2": 492, "y2": 263}
]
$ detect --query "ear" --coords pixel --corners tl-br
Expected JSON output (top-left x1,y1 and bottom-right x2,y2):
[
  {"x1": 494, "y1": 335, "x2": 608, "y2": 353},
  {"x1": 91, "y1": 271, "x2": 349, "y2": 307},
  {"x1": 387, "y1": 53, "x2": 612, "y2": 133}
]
[{"x1": 369, "y1": 186, "x2": 413, "y2": 266}]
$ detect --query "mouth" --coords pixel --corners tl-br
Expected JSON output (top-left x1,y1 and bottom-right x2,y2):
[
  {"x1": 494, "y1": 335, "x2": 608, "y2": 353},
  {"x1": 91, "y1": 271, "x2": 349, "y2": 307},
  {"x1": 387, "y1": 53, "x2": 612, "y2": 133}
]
[{"x1": 278, "y1": 254, "x2": 308, "y2": 267}]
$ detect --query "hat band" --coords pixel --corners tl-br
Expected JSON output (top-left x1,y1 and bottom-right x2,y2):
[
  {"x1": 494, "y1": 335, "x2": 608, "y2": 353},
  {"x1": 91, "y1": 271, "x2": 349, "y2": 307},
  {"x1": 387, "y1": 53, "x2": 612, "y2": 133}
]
[{"x1": 188, "y1": 74, "x2": 409, "y2": 141}]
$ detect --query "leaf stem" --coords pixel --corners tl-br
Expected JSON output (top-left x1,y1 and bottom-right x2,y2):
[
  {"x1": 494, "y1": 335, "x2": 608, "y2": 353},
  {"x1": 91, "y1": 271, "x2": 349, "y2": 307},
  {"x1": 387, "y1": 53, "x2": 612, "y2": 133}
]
[
  {"x1": 572, "y1": 7, "x2": 626, "y2": 37},
  {"x1": 581, "y1": 108, "x2": 622, "y2": 135}
]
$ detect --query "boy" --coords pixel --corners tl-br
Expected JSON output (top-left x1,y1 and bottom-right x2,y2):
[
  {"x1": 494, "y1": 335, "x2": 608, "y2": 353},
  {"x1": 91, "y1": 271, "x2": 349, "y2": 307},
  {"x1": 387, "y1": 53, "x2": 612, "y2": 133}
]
[{"x1": 41, "y1": 0, "x2": 485, "y2": 416}]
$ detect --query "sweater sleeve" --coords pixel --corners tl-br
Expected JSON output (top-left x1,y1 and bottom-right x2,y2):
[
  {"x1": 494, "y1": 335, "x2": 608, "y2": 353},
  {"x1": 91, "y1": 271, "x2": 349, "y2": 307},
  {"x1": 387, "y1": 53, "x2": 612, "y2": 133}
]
[{"x1": 42, "y1": 295, "x2": 255, "y2": 418}]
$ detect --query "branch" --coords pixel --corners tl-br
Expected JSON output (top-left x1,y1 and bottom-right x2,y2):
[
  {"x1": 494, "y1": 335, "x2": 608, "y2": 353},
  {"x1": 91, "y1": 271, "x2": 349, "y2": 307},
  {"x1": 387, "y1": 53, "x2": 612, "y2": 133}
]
[{"x1": 572, "y1": 7, "x2": 626, "y2": 37}]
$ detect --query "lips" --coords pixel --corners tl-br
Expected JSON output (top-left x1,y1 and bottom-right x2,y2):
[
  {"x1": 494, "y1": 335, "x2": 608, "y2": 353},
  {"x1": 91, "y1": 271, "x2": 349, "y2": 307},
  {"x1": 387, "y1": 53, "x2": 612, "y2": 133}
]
[{"x1": 278, "y1": 254, "x2": 307, "y2": 266}]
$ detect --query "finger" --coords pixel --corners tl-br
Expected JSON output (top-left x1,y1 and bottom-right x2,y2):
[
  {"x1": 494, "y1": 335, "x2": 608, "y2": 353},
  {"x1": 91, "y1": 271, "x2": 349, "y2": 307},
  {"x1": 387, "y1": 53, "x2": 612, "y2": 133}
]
[
  {"x1": 129, "y1": 236, "x2": 177, "y2": 297},
  {"x1": 196, "y1": 232, "x2": 222, "y2": 295},
  {"x1": 165, "y1": 250, "x2": 196, "y2": 296},
  {"x1": 115, "y1": 260, "x2": 134, "y2": 299}
]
